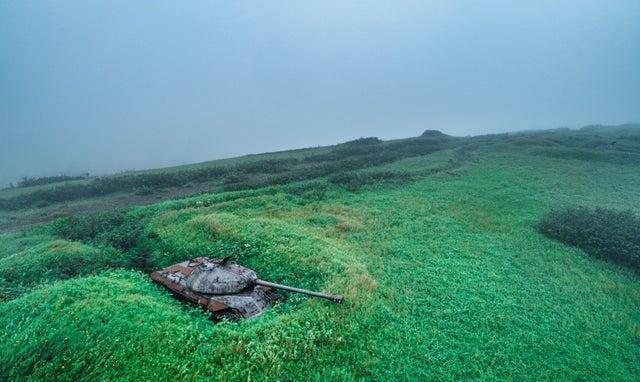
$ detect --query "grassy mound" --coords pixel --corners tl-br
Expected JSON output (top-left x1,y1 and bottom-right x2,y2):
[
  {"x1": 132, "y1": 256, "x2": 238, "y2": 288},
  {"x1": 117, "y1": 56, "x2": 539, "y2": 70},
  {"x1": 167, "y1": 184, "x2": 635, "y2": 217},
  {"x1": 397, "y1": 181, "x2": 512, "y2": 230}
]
[
  {"x1": 0, "y1": 218, "x2": 378, "y2": 381},
  {"x1": 0, "y1": 240, "x2": 127, "y2": 300},
  {"x1": 0, "y1": 271, "x2": 212, "y2": 380},
  {"x1": 50, "y1": 210, "x2": 148, "y2": 250}
]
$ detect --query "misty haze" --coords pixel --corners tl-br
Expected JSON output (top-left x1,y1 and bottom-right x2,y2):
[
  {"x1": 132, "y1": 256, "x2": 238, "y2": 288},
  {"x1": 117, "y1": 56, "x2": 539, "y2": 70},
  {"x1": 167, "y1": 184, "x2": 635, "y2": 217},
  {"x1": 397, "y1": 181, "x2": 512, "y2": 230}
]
[
  {"x1": 2, "y1": 1, "x2": 638, "y2": 186},
  {"x1": 0, "y1": 1, "x2": 639, "y2": 381}
]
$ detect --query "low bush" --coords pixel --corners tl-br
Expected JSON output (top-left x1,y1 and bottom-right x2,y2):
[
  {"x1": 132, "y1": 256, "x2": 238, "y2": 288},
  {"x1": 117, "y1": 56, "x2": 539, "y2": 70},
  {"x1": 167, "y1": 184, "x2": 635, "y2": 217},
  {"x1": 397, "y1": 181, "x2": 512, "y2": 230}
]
[
  {"x1": 386, "y1": 138, "x2": 449, "y2": 156},
  {"x1": 507, "y1": 137, "x2": 563, "y2": 147},
  {"x1": 49, "y1": 210, "x2": 157, "y2": 272},
  {"x1": 303, "y1": 144, "x2": 384, "y2": 163},
  {"x1": 533, "y1": 147, "x2": 640, "y2": 165},
  {"x1": 17, "y1": 174, "x2": 89, "y2": 188},
  {"x1": 329, "y1": 171, "x2": 414, "y2": 192},
  {"x1": 234, "y1": 158, "x2": 299, "y2": 174},
  {"x1": 420, "y1": 130, "x2": 449, "y2": 139},
  {"x1": 342, "y1": 137, "x2": 382, "y2": 146},
  {"x1": 538, "y1": 206, "x2": 640, "y2": 269},
  {"x1": 286, "y1": 181, "x2": 328, "y2": 202},
  {"x1": 134, "y1": 185, "x2": 156, "y2": 195},
  {"x1": 223, "y1": 173, "x2": 251, "y2": 185},
  {"x1": 50, "y1": 210, "x2": 148, "y2": 252}
]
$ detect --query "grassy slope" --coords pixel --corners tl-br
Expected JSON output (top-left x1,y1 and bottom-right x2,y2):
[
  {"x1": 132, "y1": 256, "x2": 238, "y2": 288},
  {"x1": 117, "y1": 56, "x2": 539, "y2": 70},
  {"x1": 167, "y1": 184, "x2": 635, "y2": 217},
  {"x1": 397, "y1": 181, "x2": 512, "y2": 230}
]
[
  {"x1": 1, "y1": 127, "x2": 639, "y2": 381},
  {"x1": 0, "y1": 137, "x2": 403, "y2": 230}
]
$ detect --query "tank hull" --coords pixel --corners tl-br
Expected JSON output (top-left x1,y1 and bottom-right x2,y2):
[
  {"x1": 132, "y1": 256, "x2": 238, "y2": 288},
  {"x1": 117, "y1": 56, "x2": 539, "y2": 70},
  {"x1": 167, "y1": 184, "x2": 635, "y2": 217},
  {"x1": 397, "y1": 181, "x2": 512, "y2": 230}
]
[{"x1": 150, "y1": 257, "x2": 277, "y2": 319}]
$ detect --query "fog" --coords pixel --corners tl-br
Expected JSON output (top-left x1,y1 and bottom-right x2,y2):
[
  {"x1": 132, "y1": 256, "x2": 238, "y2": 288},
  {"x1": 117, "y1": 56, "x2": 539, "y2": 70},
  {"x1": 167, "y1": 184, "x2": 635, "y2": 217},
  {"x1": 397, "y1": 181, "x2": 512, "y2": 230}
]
[{"x1": 1, "y1": 1, "x2": 639, "y2": 186}]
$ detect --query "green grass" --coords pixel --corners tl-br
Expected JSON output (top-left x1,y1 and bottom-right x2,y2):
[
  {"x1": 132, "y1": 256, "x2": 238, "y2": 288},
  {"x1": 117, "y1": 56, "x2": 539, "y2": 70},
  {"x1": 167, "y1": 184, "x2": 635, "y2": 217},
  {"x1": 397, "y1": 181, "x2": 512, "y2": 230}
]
[{"x1": 1, "y1": 126, "x2": 639, "y2": 380}]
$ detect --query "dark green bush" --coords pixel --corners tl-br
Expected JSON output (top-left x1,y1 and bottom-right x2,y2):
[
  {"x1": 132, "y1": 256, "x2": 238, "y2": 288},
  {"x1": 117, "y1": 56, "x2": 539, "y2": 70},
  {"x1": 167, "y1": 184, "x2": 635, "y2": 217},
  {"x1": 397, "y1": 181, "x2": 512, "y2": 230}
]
[
  {"x1": 286, "y1": 181, "x2": 328, "y2": 202},
  {"x1": 386, "y1": 138, "x2": 449, "y2": 156},
  {"x1": 17, "y1": 174, "x2": 89, "y2": 188},
  {"x1": 343, "y1": 137, "x2": 382, "y2": 146},
  {"x1": 49, "y1": 210, "x2": 157, "y2": 273},
  {"x1": 533, "y1": 147, "x2": 640, "y2": 165},
  {"x1": 303, "y1": 144, "x2": 384, "y2": 162},
  {"x1": 329, "y1": 171, "x2": 414, "y2": 192},
  {"x1": 538, "y1": 206, "x2": 640, "y2": 269},
  {"x1": 223, "y1": 173, "x2": 251, "y2": 185},
  {"x1": 50, "y1": 210, "x2": 148, "y2": 252},
  {"x1": 420, "y1": 130, "x2": 449, "y2": 139},
  {"x1": 234, "y1": 158, "x2": 299, "y2": 174},
  {"x1": 134, "y1": 185, "x2": 156, "y2": 195}
]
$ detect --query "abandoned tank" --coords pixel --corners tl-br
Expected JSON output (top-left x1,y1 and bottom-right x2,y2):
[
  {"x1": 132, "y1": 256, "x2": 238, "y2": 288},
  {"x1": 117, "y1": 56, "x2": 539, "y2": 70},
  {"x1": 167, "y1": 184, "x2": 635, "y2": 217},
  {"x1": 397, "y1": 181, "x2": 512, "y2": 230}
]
[{"x1": 151, "y1": 256, "x2": 343, "y2": 319}]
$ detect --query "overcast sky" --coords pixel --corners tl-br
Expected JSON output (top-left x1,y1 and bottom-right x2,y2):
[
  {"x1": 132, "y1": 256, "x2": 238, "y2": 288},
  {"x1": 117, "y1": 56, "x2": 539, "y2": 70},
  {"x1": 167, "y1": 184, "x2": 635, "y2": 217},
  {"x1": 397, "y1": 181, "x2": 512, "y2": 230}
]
[{"x1": 1, "y1": 1, "x2": 639, "y2": 186}]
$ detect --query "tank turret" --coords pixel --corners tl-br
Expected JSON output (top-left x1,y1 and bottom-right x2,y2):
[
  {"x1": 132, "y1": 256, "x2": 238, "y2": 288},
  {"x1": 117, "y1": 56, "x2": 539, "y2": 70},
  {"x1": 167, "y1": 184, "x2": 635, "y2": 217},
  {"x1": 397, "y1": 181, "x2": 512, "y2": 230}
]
[{"x1": 151, "y1": 257, "x2": 343, "y2": 320}]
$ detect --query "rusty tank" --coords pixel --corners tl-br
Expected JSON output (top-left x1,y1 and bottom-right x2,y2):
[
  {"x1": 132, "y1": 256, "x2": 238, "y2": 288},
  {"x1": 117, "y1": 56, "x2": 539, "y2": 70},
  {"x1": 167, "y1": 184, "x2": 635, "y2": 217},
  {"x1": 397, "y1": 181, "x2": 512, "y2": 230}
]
[{"x1": 151, "y1": 256, "x2": 343, "y2": 320}]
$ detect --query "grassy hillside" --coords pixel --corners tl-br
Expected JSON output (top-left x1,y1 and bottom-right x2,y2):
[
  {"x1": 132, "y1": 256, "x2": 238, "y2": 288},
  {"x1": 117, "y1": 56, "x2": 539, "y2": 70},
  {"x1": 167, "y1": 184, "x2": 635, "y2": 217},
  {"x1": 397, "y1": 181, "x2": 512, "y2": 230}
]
[{"x1": 1, "y1": 125, "x2": 639, "y2": 381}]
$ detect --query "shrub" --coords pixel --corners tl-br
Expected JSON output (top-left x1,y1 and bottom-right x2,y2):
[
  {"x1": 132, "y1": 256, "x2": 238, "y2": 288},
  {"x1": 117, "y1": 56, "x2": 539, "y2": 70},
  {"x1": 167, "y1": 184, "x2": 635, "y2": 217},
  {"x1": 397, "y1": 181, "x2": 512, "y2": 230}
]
[
  {"x1": 386, "y1": 138, "x2": 449, "y2": 156},
  {"x1": 286, "y1": 181, "x2": 328, "y2": 202},
  {"x1": 329, "y1": 171, "x2": 414, "y2": 192},
  {"x1": 50, "y1": 210, "x2": 148, "y2": 252},
  {"x1": 342, "y1": 137, "x2": 382, "y2": 146},
  {"x1": 234, "y1": 158, "x2": 299, "y2": 174},
  {"x1": 303, "y1": 144, "x2": 384, "y2": 163},
  {"x1": 134, "y1": 185, "x2": 156, "y2": 195},
  {"x1": 223, "y1": 173, "x2": 251, "y2": 185},
  {"x1": 533, "y1": 147, "x2": 640, "y2": 165},
  {"x1": 538, "y1": 206, "x2": 640, "y2": 269},
  {"x1": 420, "y1": 130, "x2": 449, "y2": 138},
  {"x1": 17, "y1": 174, "x2": 89, "y2": 188}
]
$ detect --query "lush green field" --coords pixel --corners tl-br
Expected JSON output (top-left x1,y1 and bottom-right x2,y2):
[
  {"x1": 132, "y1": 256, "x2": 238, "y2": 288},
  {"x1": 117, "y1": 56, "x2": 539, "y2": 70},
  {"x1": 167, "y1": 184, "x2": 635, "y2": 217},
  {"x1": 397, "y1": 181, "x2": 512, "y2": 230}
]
[{"x1": 1, "y1": 126, "x2": 639, "y2": 381}]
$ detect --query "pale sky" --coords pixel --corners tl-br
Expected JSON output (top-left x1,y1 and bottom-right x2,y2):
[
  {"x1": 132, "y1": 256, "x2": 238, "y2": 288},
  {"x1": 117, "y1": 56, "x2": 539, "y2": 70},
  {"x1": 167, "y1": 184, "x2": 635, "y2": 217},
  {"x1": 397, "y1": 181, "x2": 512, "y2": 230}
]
[{"x1": 1, "y1": 1, "x2": 639, "y2": 186}]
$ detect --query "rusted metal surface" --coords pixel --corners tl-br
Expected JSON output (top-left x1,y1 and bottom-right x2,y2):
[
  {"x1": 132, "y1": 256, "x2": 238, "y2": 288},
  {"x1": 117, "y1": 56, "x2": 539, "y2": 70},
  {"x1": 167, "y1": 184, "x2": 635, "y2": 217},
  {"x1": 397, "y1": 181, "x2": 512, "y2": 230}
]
[
  {"x1": 207, "y1": 300, "x2": 228, "y2": 312},
  {"x1": 150, "y1": 257, "x2": 276, "y2": 319},
  {"x1": 150, "y1": 257, "x2": 343, "y2": 320}
]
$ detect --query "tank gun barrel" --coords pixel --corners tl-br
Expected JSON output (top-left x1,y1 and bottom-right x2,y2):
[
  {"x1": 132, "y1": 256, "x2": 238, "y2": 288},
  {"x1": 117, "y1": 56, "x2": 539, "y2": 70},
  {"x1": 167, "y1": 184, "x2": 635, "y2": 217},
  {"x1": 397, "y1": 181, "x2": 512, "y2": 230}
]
[{"x1": 255, "y1": 280, "x2": 344, "y2": 303}]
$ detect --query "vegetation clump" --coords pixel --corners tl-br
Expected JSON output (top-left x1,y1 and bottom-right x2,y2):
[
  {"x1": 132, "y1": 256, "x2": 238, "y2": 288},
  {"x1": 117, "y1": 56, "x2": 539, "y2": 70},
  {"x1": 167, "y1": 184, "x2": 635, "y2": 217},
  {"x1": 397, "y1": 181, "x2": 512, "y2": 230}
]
[
  {"x1": 329, "y1": 170, "x2": 414, "y2": 192},
  {"x1": 234, "y1": 158, "x2": 299, "y2": 174},
  {"x1": 538, "y1": 206, "x2": 640, "y2": 269},
  {"x1": 17, "y1": 174, "x2": 89, "y2": 188},
  {"x1": 420, "y1": 130, "x2": 449, "y2": 138},
  {"x1": 286, "y1": 181, "x2": 328, "y2": 202},
  {"x1": 50, "y1": 209, "x2": 148, "y2": 252},
  {"x1": 342, "y1": 137, "x2": 382, "y2": 146}
]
